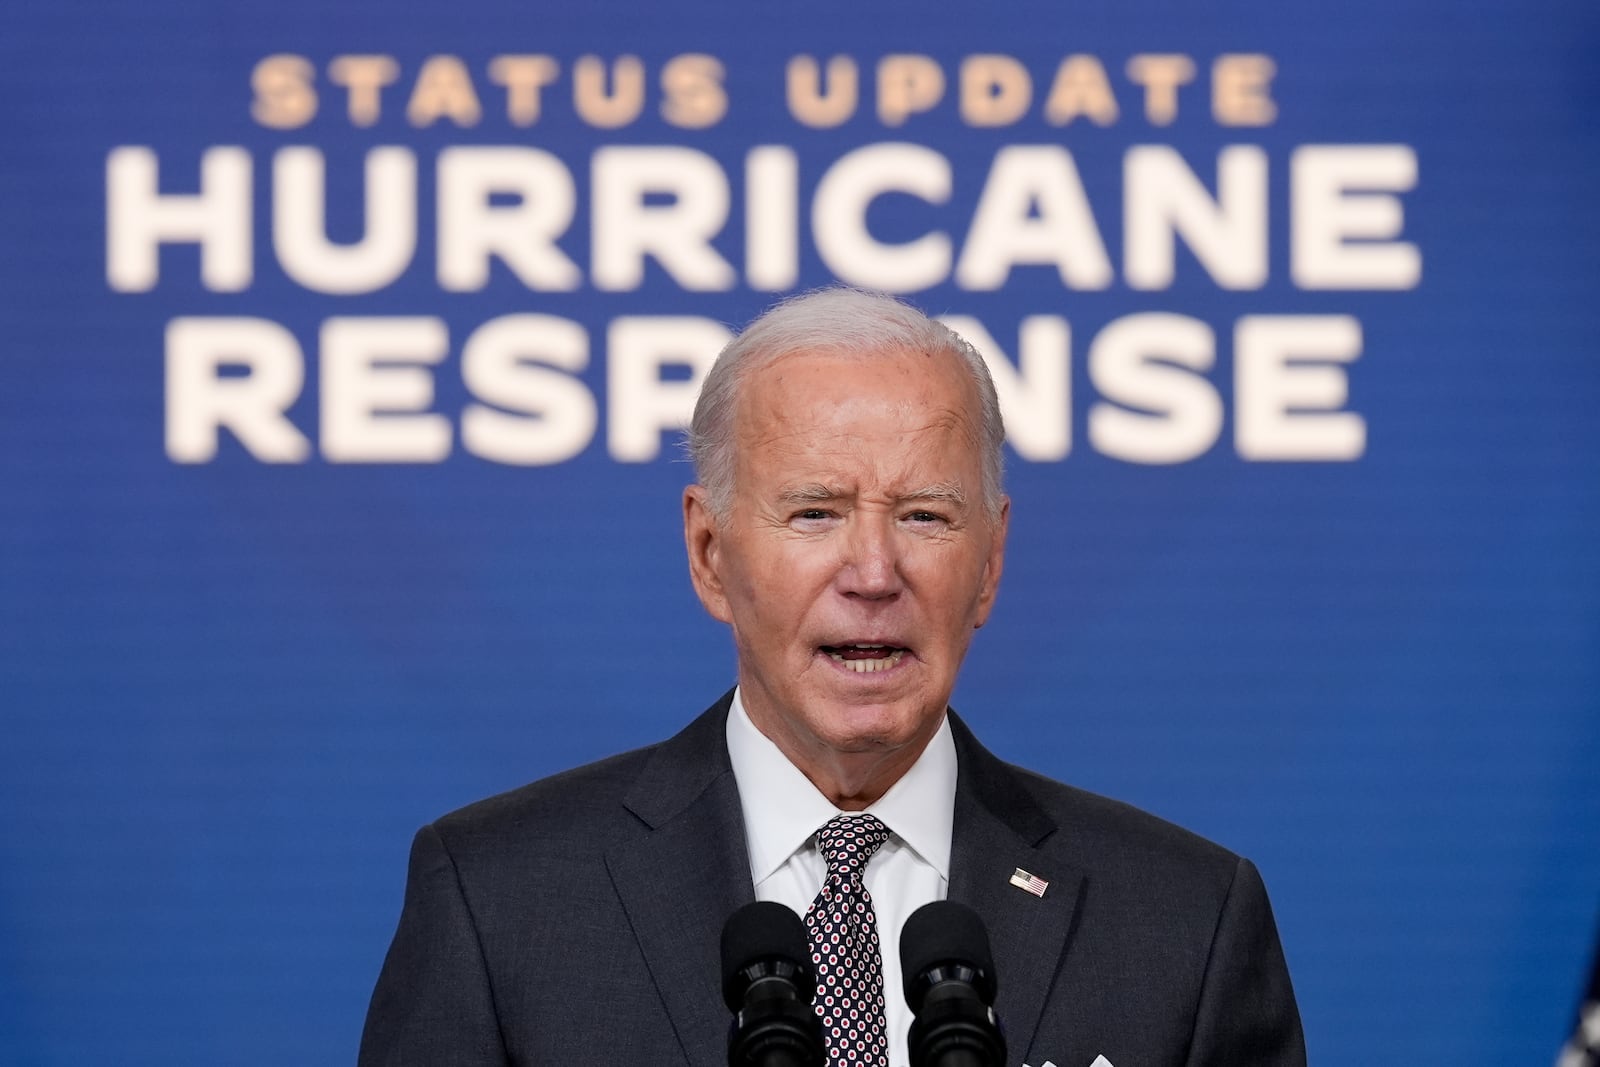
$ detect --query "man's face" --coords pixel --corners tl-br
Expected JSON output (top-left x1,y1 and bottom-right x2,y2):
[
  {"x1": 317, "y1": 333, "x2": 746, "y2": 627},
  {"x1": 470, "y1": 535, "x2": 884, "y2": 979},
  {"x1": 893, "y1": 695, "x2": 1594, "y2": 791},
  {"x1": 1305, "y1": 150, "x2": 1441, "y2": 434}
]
[{"x1": 684, "y1": 345, "x2": 1007, "y2": 804}]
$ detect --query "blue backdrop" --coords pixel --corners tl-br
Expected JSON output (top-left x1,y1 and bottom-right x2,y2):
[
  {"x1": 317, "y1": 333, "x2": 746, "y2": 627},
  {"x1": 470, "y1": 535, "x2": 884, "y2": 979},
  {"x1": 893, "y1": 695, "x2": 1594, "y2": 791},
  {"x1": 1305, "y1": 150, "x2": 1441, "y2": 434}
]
[{"x1": 2, "y1": 1, "x2": 1598, "y2": 1063}]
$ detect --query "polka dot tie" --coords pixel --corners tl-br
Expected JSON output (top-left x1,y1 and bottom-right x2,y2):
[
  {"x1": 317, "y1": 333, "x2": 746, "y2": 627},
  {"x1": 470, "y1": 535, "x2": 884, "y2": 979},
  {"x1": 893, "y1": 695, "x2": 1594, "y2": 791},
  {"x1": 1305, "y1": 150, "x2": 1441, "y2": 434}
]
[{"x1": 805, "y1": 814, "x2": 893, "y2": 1067}]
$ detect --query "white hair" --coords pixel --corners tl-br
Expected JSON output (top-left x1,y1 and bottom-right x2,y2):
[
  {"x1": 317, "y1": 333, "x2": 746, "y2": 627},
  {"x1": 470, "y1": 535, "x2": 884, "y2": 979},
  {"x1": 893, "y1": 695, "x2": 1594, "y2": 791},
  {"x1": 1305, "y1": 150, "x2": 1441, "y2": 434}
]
[{"x1": 687, "y1": 287, "x2": 1006, "y2": 521}]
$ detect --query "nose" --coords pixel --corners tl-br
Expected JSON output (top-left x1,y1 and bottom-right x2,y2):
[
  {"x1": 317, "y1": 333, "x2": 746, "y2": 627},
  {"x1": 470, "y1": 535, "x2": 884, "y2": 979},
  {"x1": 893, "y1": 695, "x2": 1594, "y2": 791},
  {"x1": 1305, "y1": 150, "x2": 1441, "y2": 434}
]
[{"x1": 836, "y1": 512, "x2": 904, "y2": 600}]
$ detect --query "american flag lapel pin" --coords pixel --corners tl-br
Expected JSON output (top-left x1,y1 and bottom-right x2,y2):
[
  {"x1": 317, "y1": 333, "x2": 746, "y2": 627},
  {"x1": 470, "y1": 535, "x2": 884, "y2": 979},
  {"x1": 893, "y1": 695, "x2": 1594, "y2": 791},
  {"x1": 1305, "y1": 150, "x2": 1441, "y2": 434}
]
[{"x1": 1009, "y1": 867, "x2": 1049, "y2": 897}]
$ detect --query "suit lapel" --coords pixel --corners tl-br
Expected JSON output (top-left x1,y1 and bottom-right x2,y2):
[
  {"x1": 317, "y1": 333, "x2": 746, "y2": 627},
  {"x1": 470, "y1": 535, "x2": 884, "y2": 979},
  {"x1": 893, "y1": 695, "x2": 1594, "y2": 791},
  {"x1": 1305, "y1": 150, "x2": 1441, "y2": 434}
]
[
  {"x1": 606, "y1": 694, "x2": 753, "y2": 1067},
  {"x1": 603, "y1": 699, "x2": 1086, "y2": 1064},
  {"x1": 947, "y1": 714, "x2": 1084, "y2": 1063}
]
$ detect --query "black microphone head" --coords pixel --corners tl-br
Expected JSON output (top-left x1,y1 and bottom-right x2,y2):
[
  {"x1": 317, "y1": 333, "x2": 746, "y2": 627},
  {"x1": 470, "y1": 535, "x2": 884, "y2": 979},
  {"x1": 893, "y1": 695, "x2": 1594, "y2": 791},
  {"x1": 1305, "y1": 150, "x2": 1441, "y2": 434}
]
[
  {"x1": 721, "y1": 901, "x2": 815, "y2": 1012},
  {"x1": 899, "y1": 900, "x2": 998, "y2": 1011}
]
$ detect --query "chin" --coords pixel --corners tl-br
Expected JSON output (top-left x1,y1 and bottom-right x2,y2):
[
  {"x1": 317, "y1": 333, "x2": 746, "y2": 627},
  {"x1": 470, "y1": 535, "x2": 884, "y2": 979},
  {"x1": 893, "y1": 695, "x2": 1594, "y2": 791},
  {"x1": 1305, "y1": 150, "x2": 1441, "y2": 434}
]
[{"x1": 810, "y1": 698, "x2": 935, "y2": 752}]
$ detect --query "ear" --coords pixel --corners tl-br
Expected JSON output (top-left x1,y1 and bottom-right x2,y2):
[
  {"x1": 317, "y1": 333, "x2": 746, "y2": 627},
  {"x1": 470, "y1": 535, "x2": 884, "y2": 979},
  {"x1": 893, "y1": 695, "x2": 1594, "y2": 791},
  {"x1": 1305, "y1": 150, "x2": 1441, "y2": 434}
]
[
  {"x1": 684, "y1": 485, "x2": 733, "y2": 624},
  {"x1": 973, "y1": 497, "x2": 1009, "y2": 629}
]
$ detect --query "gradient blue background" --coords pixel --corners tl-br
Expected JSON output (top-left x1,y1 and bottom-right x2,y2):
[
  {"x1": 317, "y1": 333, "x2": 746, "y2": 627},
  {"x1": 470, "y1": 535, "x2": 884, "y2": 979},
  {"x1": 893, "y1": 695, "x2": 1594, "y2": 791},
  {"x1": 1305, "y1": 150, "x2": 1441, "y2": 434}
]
[{"x1": 2, "y1": 1, "x2": 1598, "y2": 1063}]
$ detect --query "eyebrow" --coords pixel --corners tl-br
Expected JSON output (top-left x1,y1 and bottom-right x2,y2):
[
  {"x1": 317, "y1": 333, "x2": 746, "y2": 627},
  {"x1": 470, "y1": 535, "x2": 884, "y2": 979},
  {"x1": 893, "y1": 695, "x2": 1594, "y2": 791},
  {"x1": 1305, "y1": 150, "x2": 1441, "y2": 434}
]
[
  {"x1": 775, "y1": 482, "x2": 968, "y2": 506},
  {"x1": 906, "y1": 482, "x2": 968, "y2": 506},
  {"x1": 776, "y1": 483, "x2": 840, "y2": 505}
]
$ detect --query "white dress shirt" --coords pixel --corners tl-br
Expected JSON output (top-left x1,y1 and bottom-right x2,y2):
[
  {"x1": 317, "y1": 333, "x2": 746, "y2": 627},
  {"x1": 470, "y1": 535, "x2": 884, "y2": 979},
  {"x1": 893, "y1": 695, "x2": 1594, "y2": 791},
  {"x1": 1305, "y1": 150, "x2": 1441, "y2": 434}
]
[{"x1": 726, "y1": 689, "x2": 956, "y2": 1067}]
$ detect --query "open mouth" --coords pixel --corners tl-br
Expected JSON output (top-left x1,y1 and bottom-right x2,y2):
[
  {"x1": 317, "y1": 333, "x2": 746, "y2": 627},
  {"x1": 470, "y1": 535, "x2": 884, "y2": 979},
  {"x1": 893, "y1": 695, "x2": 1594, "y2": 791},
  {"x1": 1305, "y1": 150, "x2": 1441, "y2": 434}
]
[{"x1": 819, "y1": 643, "x2": 908, "y2": 674}]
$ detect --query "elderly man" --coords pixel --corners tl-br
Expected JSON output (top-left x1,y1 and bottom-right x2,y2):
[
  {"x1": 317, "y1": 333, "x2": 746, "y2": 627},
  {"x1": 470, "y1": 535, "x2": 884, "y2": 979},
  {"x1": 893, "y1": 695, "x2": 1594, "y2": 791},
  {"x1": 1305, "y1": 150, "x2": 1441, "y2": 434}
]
[{"x1": 359, "y1": 289, "x2": 1306, "y2": 1067}]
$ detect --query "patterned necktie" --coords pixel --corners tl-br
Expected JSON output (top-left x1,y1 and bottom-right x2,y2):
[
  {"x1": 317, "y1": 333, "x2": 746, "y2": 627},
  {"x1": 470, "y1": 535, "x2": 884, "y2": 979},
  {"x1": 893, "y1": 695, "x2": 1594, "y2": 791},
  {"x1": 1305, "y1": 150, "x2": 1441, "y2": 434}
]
[{"x1": 805, "y1": 813, "x2": 893, "y2": 1067}]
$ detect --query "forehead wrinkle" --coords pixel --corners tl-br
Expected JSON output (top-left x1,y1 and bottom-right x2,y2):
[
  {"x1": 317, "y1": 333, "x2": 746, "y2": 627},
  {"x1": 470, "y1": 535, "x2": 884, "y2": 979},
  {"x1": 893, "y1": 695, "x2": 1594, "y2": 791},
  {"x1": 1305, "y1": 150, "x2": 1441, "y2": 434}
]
[
  {"x1": 746, "y1": 410, "x2": 981, "y2": 501},
  {"x1": 732, "y1": 355, "x2": 988, "y2": 505},
  {"x1": 752, "y1": 405, "x2": 975, "y2": 455}
]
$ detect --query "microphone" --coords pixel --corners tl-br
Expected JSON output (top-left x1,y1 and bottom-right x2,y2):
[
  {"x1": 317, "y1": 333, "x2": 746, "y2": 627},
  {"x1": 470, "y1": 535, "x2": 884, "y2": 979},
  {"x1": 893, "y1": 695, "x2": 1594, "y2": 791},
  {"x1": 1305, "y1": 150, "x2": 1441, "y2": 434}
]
[
  {"x1": 721, "y1": 901, "x2": 825, "y2": 1067},
  {"x1": 900, "y1": 901, "x2": 1006, "y2": 1067}
]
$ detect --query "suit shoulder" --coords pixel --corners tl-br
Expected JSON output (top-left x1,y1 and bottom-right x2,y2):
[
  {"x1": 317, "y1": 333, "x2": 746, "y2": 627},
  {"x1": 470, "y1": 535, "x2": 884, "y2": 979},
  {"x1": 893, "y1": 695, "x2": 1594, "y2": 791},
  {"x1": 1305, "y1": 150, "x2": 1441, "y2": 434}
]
[
  {"x1": 1009, "y1": 764, "x2": 1242, "y2": 885},
  {"x1": 428, "y1": 741, "x2": 662, "y2": 856},
  {"x1": 418, "y1": 694, "x2": 735, "y2": 872}
]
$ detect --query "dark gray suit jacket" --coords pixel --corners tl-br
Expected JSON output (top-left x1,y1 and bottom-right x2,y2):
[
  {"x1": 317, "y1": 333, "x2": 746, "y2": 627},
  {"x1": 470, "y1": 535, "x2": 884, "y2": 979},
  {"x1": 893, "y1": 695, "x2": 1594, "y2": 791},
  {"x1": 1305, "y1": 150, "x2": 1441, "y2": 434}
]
[{"x1": 359, "y1": 693, "x2": 1306, "y2": 1066}]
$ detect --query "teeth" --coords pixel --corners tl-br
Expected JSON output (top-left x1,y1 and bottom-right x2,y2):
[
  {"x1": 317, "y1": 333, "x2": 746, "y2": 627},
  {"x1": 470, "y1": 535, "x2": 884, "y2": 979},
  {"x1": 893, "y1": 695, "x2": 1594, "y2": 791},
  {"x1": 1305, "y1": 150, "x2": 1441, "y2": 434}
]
[{"x1": 825, "y1": 649, "x2": 907, "y2": 673}]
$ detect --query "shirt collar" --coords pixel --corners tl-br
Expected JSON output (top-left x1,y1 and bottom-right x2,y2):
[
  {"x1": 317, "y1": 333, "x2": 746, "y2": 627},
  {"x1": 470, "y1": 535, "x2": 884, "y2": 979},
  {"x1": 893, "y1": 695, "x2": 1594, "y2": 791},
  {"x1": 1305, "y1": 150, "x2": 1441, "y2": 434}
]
[{"x1": 726, "y1": 687, "x2": 956, "y2": 885}]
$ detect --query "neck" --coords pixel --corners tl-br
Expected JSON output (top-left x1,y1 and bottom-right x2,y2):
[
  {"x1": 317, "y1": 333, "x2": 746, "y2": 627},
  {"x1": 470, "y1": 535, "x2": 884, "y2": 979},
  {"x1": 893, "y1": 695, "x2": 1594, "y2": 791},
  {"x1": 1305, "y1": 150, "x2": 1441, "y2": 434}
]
[
  {"x1": 808, "y1": 752, "x2": 915, "y2": 810},
  {"x1": 738, "y1": 690, "x2": 942, "y2": 810}
]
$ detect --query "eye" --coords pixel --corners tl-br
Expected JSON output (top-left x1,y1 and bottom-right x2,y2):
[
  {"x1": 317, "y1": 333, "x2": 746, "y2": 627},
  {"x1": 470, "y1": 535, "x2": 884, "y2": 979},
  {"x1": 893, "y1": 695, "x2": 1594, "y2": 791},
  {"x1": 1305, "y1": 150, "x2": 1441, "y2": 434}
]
[
  {"x1": 906, "y1": 510, "x2": 947, "y2": 524},
  {"x1": 789, "y1": 507, "x2": 838, "y2": 528}
]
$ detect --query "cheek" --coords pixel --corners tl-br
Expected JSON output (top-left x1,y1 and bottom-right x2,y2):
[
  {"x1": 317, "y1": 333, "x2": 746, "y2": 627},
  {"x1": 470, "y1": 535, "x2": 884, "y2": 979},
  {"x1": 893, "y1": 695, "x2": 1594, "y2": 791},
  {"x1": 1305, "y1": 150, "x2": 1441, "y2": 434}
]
[
  {"x1": 921, "y1": 557, "x2": 994, "y2": 621},
  {"x1": 727, "y1": 558, "x2": 812, "y2": 636},
  {"x1": 755, "y1": 544, "x2": 835, "y2": 596}
]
